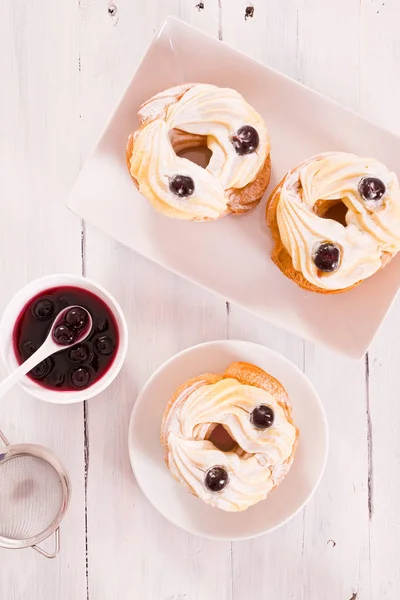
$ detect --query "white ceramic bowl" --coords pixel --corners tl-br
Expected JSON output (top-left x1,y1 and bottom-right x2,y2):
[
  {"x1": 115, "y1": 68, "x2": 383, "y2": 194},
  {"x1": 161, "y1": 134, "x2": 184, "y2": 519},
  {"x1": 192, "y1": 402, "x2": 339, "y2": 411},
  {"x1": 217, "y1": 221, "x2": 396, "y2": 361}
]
[
  {"x1": 0, "y1": 274, "x2": 128, "y2": 404},
  {"x1": 128, "y1": 340, "x2": 328, "y2": 541}
]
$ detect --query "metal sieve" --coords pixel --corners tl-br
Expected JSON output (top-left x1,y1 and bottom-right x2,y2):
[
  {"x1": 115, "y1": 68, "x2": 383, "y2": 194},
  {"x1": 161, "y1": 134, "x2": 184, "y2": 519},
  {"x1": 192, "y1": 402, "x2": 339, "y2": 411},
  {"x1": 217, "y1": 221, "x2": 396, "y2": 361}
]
[{"x1": 0, "y1": 429, "x2": 70, "y2": 558}]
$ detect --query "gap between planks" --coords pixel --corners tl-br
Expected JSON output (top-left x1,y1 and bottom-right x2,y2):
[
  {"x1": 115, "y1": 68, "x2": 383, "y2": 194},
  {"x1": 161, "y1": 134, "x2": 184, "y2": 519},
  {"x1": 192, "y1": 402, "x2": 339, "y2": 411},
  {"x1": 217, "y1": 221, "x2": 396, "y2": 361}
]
[{"x1": 365, "y1": 353, "x2": 373, "y2": 520}]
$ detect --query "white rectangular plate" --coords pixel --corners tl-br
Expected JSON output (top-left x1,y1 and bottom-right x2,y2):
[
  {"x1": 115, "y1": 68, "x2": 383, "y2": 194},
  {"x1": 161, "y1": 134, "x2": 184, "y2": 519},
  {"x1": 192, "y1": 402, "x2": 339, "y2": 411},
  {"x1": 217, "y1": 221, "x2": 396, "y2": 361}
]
[{"x1": 68, "y1": 16, "x2": 400, "y2": 359}]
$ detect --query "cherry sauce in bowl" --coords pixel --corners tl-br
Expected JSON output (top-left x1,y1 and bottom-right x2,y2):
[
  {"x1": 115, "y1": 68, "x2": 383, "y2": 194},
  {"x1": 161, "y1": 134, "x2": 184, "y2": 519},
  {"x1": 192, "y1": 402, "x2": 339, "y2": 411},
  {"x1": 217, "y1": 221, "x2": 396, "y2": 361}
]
[{"x1": 13, "y1": 286, "x2": 119, "y2": 391}]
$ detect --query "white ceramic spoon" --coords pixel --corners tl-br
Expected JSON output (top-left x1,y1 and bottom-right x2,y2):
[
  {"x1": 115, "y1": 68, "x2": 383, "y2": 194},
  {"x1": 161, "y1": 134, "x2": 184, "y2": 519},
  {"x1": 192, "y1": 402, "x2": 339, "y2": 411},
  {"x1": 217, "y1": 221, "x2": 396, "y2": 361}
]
[{"x1": 0, "y1": 305, "x2": 93, "y2": 399}]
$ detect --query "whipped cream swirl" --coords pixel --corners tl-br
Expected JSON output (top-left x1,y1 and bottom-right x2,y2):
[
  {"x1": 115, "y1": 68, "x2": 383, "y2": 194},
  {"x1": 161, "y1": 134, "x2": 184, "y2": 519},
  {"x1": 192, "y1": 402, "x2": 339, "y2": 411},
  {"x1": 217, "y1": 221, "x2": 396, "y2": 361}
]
[
  {"x1": 166, "y1": 377, "x2": 297, "y2": 512},
  {"x1": 129, "y1": 83, "x2": 270, "y2": 220},
  {"x1": 276, "y1": 152, "x2": 400, "y2": 290}
]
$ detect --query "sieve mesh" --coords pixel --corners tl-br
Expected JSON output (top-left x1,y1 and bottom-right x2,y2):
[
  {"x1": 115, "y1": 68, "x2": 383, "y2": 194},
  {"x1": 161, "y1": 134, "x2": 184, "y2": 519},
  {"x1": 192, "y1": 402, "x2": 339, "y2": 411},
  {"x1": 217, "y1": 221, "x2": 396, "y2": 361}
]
[{"x1": 0, "y1": 455, "x2": 63, "y2": 541}]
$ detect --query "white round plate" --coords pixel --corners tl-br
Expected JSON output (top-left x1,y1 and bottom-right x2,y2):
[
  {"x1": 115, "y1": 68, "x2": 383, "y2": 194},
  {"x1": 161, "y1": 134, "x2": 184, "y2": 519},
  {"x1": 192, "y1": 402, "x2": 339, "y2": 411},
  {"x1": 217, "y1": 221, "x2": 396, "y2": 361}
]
[{"x1": 128, "y1": 340, "x2": 328, "y2": 540}]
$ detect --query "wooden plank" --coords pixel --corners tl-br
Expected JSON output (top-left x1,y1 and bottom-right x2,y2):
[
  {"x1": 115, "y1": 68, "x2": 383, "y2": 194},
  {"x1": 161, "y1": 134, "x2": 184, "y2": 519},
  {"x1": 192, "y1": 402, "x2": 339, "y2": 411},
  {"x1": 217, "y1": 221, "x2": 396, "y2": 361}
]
[
  {"x1": 0, "y1": 1, "x2": 86, "y2": 599},
  {"x1": 79, "y1": 2, "x2": 233, "y2": 598},
  {"x1": 298, "y1": 2, "x2": 370, "y2": 598},
  {"x1": 360, "y1": 1, "x2": 400, "y2": 597},
  {"x1": 222, "y1": 0, "x2": 299, "y2": 80},
  {"x1": 224, "y1": 1, "x2": 371, "y2": 599},
  {"x1": 367, "y1": 298, "x2": 400, "y2": 599},
  {"x1": 222, "y1": 2, "x2": 306, "y2": 599},
  {"x1": 226, "y1": 313, "x2": 306, "y2": 600}
]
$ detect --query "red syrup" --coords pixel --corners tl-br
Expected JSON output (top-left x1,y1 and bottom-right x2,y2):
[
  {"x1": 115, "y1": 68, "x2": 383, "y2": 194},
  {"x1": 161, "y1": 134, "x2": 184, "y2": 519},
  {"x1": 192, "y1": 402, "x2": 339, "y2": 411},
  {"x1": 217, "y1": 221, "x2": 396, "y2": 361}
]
[{"x1": 13, "y1": 286, "x2": 119, "y2": 391}]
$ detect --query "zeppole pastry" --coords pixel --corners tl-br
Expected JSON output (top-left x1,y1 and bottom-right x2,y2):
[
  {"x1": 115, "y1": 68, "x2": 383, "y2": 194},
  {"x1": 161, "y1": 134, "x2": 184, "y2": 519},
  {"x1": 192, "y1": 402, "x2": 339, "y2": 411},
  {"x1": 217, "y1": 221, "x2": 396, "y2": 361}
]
[
  {"x1": 160, "y1": 362, "x2": 298, "y2": 512},
  {"x1": 126, "y1": 83, "x2": 271, "y2": 221},
  {"x1": 267, "y1": 152, "x2": 400, "y2": 293}
]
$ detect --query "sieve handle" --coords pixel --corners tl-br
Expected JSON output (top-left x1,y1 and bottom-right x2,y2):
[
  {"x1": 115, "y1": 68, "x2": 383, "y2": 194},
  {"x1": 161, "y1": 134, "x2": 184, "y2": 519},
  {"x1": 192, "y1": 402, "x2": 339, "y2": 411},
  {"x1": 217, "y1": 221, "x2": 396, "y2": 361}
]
[
  {"x1": 32, "y1": 527, "x2": 60, "y2": 559},
  {"x1": 0, "y1": 429, "x2": 9, "y2": 445}
]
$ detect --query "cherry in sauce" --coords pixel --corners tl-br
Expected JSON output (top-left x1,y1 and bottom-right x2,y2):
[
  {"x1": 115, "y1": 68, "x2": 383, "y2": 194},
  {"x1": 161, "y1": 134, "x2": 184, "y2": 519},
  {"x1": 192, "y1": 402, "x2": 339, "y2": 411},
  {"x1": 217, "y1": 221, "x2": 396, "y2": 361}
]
[{"x1": 13, "y1": 286, "x2": 119, "y2": 391}]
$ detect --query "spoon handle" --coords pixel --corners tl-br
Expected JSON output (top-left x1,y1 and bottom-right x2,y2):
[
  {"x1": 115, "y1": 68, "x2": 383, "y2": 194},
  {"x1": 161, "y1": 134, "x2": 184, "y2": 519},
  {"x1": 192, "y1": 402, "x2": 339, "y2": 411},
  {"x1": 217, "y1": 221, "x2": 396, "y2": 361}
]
[{"x1": 0, "y1": 343, "x2": 52, "y2": 400}]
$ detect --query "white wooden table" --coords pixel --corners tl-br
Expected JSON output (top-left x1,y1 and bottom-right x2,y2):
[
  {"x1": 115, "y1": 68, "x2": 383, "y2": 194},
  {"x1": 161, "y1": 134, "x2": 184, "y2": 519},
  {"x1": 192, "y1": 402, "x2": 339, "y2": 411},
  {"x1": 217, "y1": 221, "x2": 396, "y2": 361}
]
[{"x1": 1, "y1": 1, "x2": 400, "y2": 598}]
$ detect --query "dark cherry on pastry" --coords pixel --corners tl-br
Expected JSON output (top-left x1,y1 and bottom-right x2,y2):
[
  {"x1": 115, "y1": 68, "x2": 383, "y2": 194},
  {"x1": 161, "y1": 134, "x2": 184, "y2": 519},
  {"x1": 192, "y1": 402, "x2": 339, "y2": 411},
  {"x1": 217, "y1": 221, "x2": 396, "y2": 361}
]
[
  {"x1": 313, "y1": 242, "x2": 340, "y2": 273},
  {"x1": 169, "y1": 175, "x2": 195, "y2": 197},
  {"x1": 205, "y1": 466, "x2": 229, "y2": 492},
  {"x1": 251, "y1": 405, "x2": 274, "y2": 430},
  {"x1": 358, "y1": 177, "x2": 386, "y2": 203},
  {"x1": 232, "y1": 126, "x2": 259, "y2": 155},
  {"x1": 13, "y1": 286, "x2": 119, "y2": 392}
]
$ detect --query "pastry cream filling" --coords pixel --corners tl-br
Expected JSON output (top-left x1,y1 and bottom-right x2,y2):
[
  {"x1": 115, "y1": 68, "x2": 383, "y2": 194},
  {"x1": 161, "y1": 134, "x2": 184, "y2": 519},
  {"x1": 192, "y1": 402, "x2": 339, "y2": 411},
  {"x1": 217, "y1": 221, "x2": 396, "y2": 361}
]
[
  {"x1": 130, "y1": 83, "x2": 270, "y2": 220},
  {"x1": 166, "y1": 378, "x2": 297, "y2": 512},
  {"x1": 276, "y1": 152, "x2": 400, "y2": 290}
]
